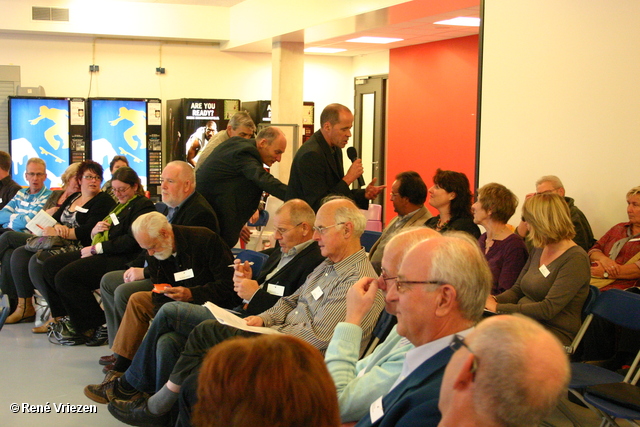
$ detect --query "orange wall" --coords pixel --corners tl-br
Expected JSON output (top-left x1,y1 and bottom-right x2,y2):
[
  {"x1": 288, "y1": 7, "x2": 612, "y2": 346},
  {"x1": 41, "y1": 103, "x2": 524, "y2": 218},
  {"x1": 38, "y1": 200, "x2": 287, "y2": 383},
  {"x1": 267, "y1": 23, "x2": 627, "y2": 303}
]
[{"x1": 386, "y1": 34, "x2": 479, "y2": 223}]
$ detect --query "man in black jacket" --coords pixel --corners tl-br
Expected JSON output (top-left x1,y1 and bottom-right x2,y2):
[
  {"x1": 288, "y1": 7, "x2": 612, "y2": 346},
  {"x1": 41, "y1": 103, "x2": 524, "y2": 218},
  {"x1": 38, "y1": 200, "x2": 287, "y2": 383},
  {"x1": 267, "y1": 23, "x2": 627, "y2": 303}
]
[
  {"x1": 196, "y1": 126, "x2": 288, "y2": 247},
  {"x1": 286, "y1": 103, "x2": 384, "y2": 211}
]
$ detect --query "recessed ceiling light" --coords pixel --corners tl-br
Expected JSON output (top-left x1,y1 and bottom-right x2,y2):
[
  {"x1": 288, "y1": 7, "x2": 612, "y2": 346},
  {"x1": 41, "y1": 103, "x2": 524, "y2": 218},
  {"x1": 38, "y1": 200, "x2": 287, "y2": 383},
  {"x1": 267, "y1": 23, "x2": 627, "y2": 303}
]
[
  {"x1": 346, "y1": 36, "x2": 403, "y2": 44},
  {"x1": 304, "y1": 47, "x2": 347, "y2": 53},
  {"x1": 434, "y1": 17, "x2": 480, "y2": 27}
]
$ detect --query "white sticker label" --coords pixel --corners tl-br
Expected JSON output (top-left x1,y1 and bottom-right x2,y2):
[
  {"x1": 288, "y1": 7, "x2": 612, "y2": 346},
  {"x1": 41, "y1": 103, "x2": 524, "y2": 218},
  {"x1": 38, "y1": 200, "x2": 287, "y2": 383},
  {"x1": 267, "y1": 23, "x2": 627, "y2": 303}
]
[
  {"x1": 539, "y1": 264, "x2": 550, "y2": 278},
  {"x1": 20, "y1": 200, "x2": 29, "y2": 207},
  {"x1": 110, "y1": 213, "x2": 120, "y2": 226},
  {"x1": 76, "y1": 206, "x2": 88, "y2": 213},
  {"x1": 369, "y1": 396, "x2": 384, "y2": 423},
  {"x1": 311, "y1": 286, "x2": 324, "y2": 300},
  {"x1": 266, "y1": 283, "x2": 285, "y2": 296},
  {"x1": 174, "y1": 268, "x2": 194, "y2": 282}
]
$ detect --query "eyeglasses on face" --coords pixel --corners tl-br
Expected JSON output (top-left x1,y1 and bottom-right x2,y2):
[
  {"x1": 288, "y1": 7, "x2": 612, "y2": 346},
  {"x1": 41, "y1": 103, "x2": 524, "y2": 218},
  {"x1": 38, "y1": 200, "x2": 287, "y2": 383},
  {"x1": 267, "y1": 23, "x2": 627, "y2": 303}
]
[
  {"x1": 26, "y1": 172, "x2": 46, "y2": 178},
  {"x1": 83, "y1": 175, "x2": 101, "y2": 181},
  {"x1": 379, "y1": 271, "x2": 397, "y2": 286},
  {"x1": 275, "y1": 223, "x2": 302, "y2": 236},
  {"x1": 112, "y1": 185, "x2": 132, "y2": 194},
  {"x1": 394, "y1": 280, "x2": 444, "y2": 294},
  {"x1": 449, "y1": 334, "x2": 479, "y2": 374},
  {"x1": 312, "y1": 222, "x2": 345, "y2": 235}
]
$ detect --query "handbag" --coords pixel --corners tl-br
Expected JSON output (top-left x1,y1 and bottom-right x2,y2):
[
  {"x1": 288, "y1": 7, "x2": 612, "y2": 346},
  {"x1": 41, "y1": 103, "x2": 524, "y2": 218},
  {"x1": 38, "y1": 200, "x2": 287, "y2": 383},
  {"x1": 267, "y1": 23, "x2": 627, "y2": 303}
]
[{"x1": 24, "y1": 235, "x2": 71, "y2": 252}]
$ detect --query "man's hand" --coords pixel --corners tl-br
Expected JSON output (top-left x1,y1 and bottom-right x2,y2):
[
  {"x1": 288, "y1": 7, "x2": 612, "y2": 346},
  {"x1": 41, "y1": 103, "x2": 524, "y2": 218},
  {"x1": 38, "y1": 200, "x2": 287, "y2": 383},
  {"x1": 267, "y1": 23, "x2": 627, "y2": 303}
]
[
  {"x1": 80, "y1": 246, "x2": 94, "y2": 258},
  {"x1": 364, "y1": 177, "x2": 386, "y2": 200},
  {"x1": 124, "y1": 267, "x2": 145, "y2": 283},
  {"x1": 235, "y1": 278, "x2": 260, "y2": 300},
  {"x1": 345, "y1": 277, "x2": 379, "y2": 325},
  {"x1": 163, "y1": 286, "x2": 193, "y2": 302},
  {"x1": 233, "y1": 259, "x2": 253, "y2": 281},
  {"x1": 343, "y1": 158, "x2": 364, "y2": 186},
  {"x1": 591, "y1": 260, "x2": 620, "y2": 279},
  {"x1": 244, "y1": 316, "x2": 264, "y2": 327},
  {"x1": 240, "y1": 225, "x2": 252, "y2": 243}
]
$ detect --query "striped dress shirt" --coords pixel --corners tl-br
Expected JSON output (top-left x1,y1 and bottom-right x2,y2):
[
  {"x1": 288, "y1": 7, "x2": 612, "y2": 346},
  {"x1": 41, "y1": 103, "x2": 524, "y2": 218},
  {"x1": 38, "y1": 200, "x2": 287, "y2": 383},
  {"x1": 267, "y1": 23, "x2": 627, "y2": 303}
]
[{"x1": 259, "y1": 248, "x2": 384, "y2": 354}]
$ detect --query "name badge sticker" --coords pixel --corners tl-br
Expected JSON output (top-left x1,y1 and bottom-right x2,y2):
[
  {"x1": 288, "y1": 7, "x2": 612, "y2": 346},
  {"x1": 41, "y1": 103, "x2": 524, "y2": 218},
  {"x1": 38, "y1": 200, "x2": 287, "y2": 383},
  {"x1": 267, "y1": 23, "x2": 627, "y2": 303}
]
[
  {"x1": 369, "y1": 396, "x2": 384, "y2": 423},
  {"x1": 76, "y1": 206, "x2": 89, "y2": 213},
  {"x1": 266, "y1": 283, "x2": 285, "y2": 296},
  {"x1": 539, "y1": 264, "x2": 550, "y2": 278},
  {"x1": 20, "y1": 200, "x2": 30, "y2": 207},
  {"x1": 174, "y1": 269, "x2": 194, "y2": 282},
  {"x1": 110, "y1": 213, "x2": 120, "y2": 226},
  {"x1": 311, "y1": 286, "x2": 324, "y2": 300}
]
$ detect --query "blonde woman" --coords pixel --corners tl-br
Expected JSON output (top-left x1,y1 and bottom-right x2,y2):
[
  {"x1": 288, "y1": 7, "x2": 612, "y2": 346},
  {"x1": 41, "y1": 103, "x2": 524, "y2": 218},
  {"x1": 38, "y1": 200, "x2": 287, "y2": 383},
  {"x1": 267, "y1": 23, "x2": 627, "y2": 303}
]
[{"x1": 485, "y1": 193, "x2": 590, "y2": 346}]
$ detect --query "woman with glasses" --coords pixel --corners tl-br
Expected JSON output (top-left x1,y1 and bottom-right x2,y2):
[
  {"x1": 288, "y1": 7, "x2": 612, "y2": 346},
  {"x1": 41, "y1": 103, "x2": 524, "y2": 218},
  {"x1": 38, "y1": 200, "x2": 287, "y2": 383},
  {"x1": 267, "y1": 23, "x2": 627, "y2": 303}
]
[
  {"x1": 472, "y1": 183, "x2": 528, "y2": 295},
  {"x1": 424, "y1": 169, "x2": 480, "y2": 239},
  {"x1": 30, "y1": 167, "x2": 154, "y2": 345},
  {"x1": 485, "y1": 193, "x2": 590, "y2": 346},
  {"x1": 101, "y1": 155, "x2": 130, "y2": 202},
  {"x1": 6, "y1": 161, "x2": 116, "y2": 327}
]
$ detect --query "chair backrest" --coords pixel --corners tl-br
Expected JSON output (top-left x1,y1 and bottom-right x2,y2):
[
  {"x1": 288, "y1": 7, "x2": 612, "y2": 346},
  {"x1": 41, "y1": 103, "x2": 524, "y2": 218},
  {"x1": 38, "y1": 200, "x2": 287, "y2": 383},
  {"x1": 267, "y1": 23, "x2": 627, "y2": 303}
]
[
  {"x1": 361, "y1": 310, "x2": 397, "y2": 358},
  {"x1": 361, "y1": 230, "x2": 382, "y2": 253},
  {"x1": 564, "y1": 285, "x2": 600, "y2": 355},
  {"x1": 591, "y1": 289, "x2": 640, "y2": 330},
  {"x1": 236, "y1": 250, "x2": 270, "y2": 280},
  {"x1": 0, "y1": 294, "x2": 10, "y2": 332},
  {"x1": 248, "y1": 210, "x2": 269, "y2": 227},
  {"x1": 582, "y1": 285, "x2": 600, "y2": 319}
]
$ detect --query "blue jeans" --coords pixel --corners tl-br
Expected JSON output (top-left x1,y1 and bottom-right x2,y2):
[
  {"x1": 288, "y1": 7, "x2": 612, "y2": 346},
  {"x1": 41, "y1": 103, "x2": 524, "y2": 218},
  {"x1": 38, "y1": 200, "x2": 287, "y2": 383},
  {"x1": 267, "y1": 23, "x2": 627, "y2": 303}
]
[{"x1": 124, "y1": 301, "x2": 213, "y2": 394}]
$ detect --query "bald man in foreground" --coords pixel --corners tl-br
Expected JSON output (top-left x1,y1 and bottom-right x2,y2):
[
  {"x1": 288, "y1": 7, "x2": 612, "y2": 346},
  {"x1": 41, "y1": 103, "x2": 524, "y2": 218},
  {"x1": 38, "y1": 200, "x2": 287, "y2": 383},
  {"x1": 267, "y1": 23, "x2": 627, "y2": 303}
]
[{"x1": 438, "y1": 314, "x2": 570, "y2": 427}]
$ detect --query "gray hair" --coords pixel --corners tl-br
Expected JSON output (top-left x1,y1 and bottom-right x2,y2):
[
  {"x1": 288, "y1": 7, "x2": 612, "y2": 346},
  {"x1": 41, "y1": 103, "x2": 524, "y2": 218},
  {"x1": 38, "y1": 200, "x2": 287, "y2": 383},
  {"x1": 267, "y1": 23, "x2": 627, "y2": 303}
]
[
  {"x1": 472, "y1": 314, "x2": 570, "y2": 427},
  {"x1": 27, "y1": 157, "x2": 46, "y2": 169},
  {"x1": 536, "y1": 175, "x2": 564, "y2": 190},
  {"x1": 386, "y1": 227, "x2": 440, "y2": 270},
  {"x1": 166, "y1": 160, "x2": 195, "y2": 187},
  {"x1": 333, "y1": 202, "x2": 366, "y2": 238},
  {"x1": 627, "y1": 186, "x2": 640, "y2": 199},
  {"x1": 229, "y1": 111, "x2": 256, "y2": 132},
  {"x1": 426, "y1": 231, "x2": 492, "y2": 322},
  {"x1": 277, "y1": 199, "x2": 315, "y2": 227},
  {"x1": 256, "y1": 126, "x2": 281, "y2": 145},
  {"x1": 132, "y1": 211, "x2": 171, "y2": 239}
]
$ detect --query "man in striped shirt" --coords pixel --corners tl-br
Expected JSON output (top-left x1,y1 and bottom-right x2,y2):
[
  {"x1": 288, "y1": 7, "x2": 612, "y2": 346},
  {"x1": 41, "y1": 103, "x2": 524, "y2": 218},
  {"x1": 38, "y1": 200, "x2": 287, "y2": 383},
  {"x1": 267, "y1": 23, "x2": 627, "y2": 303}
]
[{"x1": 106, "y1": 197, "x2": 385, "y2": 426}]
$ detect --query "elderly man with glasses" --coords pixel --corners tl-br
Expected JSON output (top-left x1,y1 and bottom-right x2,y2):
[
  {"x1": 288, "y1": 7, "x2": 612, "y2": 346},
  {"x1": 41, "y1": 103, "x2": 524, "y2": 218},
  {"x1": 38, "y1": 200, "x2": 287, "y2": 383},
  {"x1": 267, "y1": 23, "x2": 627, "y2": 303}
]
[{"x1": 355, "y1": 231, "x2": 492, "y2": 427}]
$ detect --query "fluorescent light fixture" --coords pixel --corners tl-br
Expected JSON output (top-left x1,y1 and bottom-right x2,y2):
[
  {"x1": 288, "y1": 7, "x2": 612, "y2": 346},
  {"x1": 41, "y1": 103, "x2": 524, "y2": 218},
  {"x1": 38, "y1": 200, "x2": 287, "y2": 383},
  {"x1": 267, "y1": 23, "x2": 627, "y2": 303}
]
[
  {"x1": 346, "y1": 36, "x2": 403, "y2": 44},
  {"x1": 304, "y1": 47, "x2": 347, "y2": 53},
  {"x1": 434, "y1": 17, "x2": 480, "y2": 26}
]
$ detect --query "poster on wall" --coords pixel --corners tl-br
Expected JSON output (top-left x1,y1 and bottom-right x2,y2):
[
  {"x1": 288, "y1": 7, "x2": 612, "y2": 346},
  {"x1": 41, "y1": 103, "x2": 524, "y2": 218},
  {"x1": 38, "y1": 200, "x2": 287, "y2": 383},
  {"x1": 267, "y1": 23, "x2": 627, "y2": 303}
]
[
  {"x1": 89, "y1": 99, "x2": 148, "y2": 188},
  {"x1": 9, "y1": 97, "x2": 73, "y2": 188}
]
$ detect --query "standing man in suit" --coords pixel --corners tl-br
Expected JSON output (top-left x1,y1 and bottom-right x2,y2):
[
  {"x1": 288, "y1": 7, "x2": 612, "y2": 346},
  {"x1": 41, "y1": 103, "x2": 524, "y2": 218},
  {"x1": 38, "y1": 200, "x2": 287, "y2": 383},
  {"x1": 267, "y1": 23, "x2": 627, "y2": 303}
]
[
  {"x1": 437, "y1": 314, "x2": 569, "y2": 427},
  {"x1": 355, "y1": 232, "x2": 492, "y2": 427},
  {"x1": 194, "y1": 111, "x2": 256, "y2": 170},
  {"x1": 99, "y1": 160, "x2": 220, "y2": 352},
  {"x1": 287, "y1": 103, "x2": 384, "y2": 211},
  {"x1": 369, "y1": 171, "x2": 432, "y2": 273},
  {"x1": 196, "y1": 126, "x2": 288, "y2": 248}
]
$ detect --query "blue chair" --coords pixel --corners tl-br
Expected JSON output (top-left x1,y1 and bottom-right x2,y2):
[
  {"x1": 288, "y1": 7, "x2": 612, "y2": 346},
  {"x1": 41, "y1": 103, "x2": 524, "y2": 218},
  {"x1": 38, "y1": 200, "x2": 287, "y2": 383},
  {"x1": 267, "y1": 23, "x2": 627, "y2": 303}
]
[
  {"x1": 247, "y1": 210, "x2": 270, "y2": 251},
  {"x1": 565, "y1": 289, "x2": 640, "y2": 424},
  {"x1": 236, "y1": 250, "x2": 269, "y2": 280},
  {"x1": 361, "y1": 230, "x2": 382, "y2": 253},
  {"x1": 0, "y1": 293, "x2": 10, "y2": 332},
  {"x1": 564, "y1": 285, "x2": 600, "y2": 356}
]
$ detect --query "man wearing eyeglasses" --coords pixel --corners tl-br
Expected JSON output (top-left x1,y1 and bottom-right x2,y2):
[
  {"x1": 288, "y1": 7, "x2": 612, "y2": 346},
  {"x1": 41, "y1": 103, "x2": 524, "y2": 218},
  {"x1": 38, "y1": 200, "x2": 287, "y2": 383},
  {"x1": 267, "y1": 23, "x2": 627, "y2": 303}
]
[
  {"x1": 438, "y1": 314, "x2": 569, "y2": 427},
  {"x1": 0, "y1": 157, "x2": 51, "y2": 233},
  {"x1": 355, "y1": 232, "x2": 492, "y2": 427}
]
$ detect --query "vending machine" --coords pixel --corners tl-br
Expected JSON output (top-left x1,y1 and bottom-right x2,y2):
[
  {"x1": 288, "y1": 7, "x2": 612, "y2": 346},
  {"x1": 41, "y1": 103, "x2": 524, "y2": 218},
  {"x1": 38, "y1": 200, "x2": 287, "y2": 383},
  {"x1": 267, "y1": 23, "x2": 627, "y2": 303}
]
[
  {"x1": 87, "y1": 98, "x2": 162, "y2": 196},
  {"x1": 165, "y1": 98, "x2": 241, "y2": 165},
  {"x1": 8, "y1": 96, "x2": 87, "y2": 188},
  {"x1": 242, "y1": 100, "x2": 315, "y2": 143}
]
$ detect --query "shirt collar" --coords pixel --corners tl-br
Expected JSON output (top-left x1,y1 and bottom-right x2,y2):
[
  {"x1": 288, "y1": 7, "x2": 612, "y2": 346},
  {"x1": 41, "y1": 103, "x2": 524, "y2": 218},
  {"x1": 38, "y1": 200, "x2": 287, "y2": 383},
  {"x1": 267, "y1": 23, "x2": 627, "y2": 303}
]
[{"x1": 281, "y1": 239, "x2": 314, "y2": 259}]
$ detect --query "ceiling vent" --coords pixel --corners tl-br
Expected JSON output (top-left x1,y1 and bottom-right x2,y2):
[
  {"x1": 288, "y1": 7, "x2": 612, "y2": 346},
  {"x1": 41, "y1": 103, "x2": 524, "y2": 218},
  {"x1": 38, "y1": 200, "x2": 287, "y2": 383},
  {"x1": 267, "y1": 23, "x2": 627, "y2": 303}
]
[{"x1": 32, "y1": 7, "x2": 69, "y2": 22}]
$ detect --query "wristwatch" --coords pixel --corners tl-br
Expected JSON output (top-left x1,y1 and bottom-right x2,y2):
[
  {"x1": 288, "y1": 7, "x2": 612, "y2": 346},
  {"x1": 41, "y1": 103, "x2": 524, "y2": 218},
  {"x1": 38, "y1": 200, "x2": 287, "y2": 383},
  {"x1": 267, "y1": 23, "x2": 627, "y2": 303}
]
[
  {"x1": 90, "y1": 246, "x2": 97, "y2": 256},
  {"x1": 603, "y1": 272, "x2": 609, "y2": 278}
]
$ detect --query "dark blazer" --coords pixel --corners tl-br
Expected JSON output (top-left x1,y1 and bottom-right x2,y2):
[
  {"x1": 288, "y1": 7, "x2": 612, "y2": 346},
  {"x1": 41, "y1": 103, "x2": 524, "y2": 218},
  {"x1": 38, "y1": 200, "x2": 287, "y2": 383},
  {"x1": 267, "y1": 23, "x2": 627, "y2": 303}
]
[
  {"x1": 425, "y1": 215, "x2": 481, "y2": 239},
  {"x1": 155, "y1": 191, "x2": 219, "y2": 235},
  {"x1": 355, "y1": 347, "x2": 453, "y2": 427},
  {"x1": 287, "y1": 130, "x2": 368, "y2": 211},
  {"x1": 195, "y1": 137, "x2": 288, "y2": 247},
  {"x1": 52, "y1": 191, "x2": 116, "y2": 246},
  {"x1": 0, "y1": 175, "x2": 21, "y2": 210},
  {"x1": 149, "y1": 225, "x2": 238, "y2": 311},
  {"x1": 100, "y1": 195, "x2": 155, "y2": 257},
  {"x1": 243, "y1": 241, "x2": 324, "y2": 315}
]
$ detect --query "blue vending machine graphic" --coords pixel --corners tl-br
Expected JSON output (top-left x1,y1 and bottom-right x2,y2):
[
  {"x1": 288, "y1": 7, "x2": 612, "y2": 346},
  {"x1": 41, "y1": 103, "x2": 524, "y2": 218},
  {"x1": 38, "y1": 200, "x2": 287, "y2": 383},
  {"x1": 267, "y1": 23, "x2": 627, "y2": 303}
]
[{"x1": 9, "y1": 97, "x2": 87, "y2": 188}]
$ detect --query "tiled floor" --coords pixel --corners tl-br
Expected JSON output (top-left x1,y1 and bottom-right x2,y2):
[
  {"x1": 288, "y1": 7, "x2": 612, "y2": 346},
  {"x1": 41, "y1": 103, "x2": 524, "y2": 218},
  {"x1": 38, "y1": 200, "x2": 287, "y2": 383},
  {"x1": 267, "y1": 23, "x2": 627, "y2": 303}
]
[{"x1": 1, "y1": 321, "x2": 606, "y2": 427}]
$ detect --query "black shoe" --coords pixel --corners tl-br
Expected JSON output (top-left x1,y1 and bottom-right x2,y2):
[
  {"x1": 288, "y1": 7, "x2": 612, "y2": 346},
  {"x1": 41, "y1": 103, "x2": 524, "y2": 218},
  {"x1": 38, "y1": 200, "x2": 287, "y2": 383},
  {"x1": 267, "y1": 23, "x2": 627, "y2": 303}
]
[
  {"x1": 108, "y1": 395, "x2": 171, "y2": 427},
  {"x1": 86, "y1": 325, "x2": 108, "y2": 347}
]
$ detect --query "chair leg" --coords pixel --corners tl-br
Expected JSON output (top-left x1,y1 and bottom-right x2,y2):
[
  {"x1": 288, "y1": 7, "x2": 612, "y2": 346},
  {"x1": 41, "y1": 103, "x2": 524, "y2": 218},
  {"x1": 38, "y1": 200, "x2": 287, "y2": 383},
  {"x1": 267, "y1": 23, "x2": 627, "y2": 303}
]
[{"x1": 557, "y1": 399, "x2": 585, "y2": 427}]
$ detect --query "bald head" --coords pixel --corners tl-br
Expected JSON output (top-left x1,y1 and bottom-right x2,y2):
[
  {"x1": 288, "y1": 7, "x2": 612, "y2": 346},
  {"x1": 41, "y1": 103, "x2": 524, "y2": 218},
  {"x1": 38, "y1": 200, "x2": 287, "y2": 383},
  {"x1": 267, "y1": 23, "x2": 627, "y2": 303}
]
[
  {"x1": 379, "y1": 227, "x2": 440, "y2": 315},
  {"x1": 439, "y1": 314, "x2": 570, "y2": 427},
  {"x1": 313, "y1": 198, "x2": 366, "y2": 263},
  {"x1": 161, "y1": 161, "x2": 195, "y2": 208}
]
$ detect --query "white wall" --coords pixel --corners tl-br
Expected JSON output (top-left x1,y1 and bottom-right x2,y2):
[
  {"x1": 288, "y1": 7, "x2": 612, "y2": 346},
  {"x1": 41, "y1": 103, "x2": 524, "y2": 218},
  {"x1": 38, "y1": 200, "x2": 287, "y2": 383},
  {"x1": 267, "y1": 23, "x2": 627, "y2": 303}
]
[{"x1": 478, "y1": 0, "x2": 640, "y2": 239}]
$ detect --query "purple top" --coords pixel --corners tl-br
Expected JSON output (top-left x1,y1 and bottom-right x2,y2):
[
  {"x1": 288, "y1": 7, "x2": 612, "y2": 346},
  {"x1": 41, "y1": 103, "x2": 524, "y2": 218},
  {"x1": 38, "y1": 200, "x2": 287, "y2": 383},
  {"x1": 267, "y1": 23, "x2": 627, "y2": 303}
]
[{"x1": 479, "y1": 232, "x2": 529, "y2": 295}]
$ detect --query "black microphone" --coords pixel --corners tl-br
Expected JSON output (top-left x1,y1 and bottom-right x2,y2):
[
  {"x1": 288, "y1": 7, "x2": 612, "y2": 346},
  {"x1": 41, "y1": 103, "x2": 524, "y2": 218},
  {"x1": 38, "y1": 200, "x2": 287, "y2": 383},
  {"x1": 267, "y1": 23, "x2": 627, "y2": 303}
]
[{"x1": 346, "y1": 147, "x2": 365, "y2": 186}]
